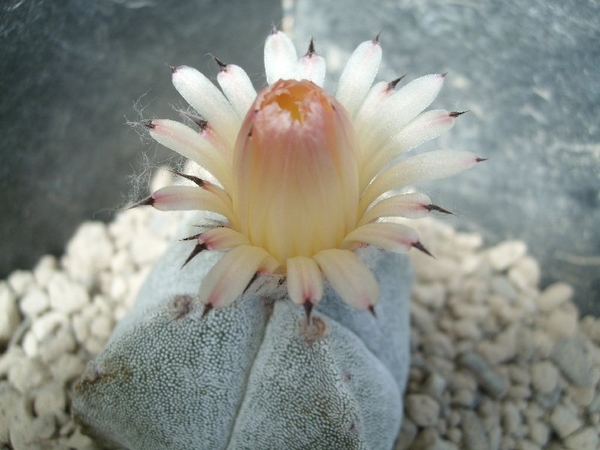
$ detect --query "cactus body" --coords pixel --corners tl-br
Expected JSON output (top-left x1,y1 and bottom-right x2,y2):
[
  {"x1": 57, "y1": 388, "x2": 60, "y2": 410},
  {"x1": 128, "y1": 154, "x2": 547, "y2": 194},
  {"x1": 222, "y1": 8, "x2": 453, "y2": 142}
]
[{"x1": 72, "y1": 238, "x2": 412, "y2": 449}]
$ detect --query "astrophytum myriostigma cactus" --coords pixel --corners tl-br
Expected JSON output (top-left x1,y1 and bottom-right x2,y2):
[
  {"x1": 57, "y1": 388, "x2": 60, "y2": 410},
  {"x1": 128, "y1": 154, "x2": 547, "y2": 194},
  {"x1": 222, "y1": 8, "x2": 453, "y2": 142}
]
[
  {"x1": 72, "y1": 235, "x2": 412, "y2": 449},
  {"x1": 72, "y1": 29, "x2": 481, "y2": 449}
]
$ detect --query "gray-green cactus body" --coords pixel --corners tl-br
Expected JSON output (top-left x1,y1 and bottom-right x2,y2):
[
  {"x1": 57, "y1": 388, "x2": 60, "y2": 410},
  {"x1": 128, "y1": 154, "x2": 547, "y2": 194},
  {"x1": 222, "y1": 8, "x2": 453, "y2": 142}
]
[{"x1": 72, "y1": 237, "x2": 412, "y2": 450}]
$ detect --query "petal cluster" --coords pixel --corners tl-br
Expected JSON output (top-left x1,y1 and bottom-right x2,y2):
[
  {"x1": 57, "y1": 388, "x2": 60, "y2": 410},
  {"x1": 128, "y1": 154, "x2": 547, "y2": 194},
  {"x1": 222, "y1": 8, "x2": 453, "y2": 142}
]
[{"x1": 135, "y1": 29, "x2": 484, "y2": 319}]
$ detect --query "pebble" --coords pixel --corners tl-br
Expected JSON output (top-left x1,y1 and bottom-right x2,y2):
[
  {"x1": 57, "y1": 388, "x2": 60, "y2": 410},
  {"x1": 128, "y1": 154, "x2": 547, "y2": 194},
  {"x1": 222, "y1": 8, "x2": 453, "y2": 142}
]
[
  {"x1": 0, "y1": 281, "x2": 20, "y2": 342},
  {"x1": 48, "y1": 272, "x2": 90, "y2": 314},
  {"x1": 63, "y1": 221, "x2": 114, "y2": 283},
  {"x1": 530, "y1": 361, "x2": 559, "y2": 394},
  {"x1": 563, "y1": 426, "x2": 598, "y2": 450},
  {"x1": 508, "y1": 256, "x2": 540, "y2": 291},
  {"x1": 22, "y1": 330, "x2": 39, "y2": 357},
  {"x1": 32, "y1": 412, "x2": 57, "y2": 439},
  {"x1": 421, "y1": 332, "x2": 456, "y2": 359},
  {"x1": 19, "y1": 286, "x2": 51, "y2": 318},
  {"x1": 460, "y1": 410, "x2": 488, "y2": 450},
  {"x1": 528, "y1": 421, "x2": 549, "y2": 446},
  {"x1": 551, "y1": 337, "x2": 593, "y2": 387},
  {"x1": 31, "y1": 311, "x2": 69, "y2": 341},
  {"x1": 90, "y1": 315, "x2": 114, "y2": 340},
  {"x1": 459, "y1": 352, "x2": 509, "y2": 399},
  {"x1": 396, "y1": 418, "x2": 417, "y2": 450},
  {"x1": 50, "y1": 353, "x2": 87, "y2": 384},
  {"x1": 502, "y1": 401, "x2": 522, "y2": 436},
  {"x1": 34, "y1": 381, "x2": 66, "y2": 416},
  {"x1": 33, "y1": 254, "x2": 58, "y2": 288},
  {"x1": 549, "y1": 404, "x2": 583, "y2": 438},
  {"x1": 545, "y1": 306, "x2": 579, "y2": 340},
  {"x1": 9, "y1": 396, "x2": 36, "y2": 449},
  {"x1": 536, "y1": 282, "x2": 574, "y2": 313},
  {"x1": 8, "y1": 357, "x2": 51, "y2": 393},
  {"x1": 39, "y1": 326, "x2": 77, "y2": 364},
  {"x1": 485, "y1": 240, "x2": 527, "y2": 271},
  {"x1": 405, "y1": 394, "x2": 441, "y2": 427},
  {"x1": 411, "y1": 303, "x2": 437, "y2": 333},
  {"x1": 0, "y1": 382, "x2": 21, "y2": 443},
  {"x1": 7, "y1": 269, "x2": 35, "y2": 296}
]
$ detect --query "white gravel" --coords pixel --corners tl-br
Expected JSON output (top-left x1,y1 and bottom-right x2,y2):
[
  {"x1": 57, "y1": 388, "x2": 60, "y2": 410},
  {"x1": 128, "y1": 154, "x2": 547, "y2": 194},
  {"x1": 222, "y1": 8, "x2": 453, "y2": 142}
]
[{"x1": 0, "y1": 171, "x2": 599, "y2": 449}]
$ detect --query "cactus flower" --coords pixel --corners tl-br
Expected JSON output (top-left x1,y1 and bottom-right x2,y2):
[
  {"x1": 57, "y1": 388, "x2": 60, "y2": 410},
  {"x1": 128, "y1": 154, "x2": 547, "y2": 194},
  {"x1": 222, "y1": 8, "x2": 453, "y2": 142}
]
[{"x1": 136, "y1": 29, "x2": 484, "y2": 318}]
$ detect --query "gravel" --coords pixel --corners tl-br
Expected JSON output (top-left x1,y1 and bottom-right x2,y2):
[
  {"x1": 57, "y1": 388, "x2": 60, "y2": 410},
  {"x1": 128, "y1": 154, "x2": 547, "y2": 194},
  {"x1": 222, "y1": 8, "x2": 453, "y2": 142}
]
[{"x1": 0, "y1": 170, "x2": 599, "y2": 449}]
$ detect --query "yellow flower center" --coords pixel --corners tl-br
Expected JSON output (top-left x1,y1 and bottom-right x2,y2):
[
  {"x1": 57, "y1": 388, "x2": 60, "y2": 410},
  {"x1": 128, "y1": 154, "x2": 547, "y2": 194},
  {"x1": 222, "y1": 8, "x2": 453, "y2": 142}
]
[{"x1": 232, "y1": 79, "x2": 360, "y2": 265}]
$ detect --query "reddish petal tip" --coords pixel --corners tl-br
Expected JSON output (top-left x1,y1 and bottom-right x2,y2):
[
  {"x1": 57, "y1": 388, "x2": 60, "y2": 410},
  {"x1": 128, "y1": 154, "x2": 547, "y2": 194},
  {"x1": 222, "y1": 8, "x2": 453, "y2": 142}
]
[
  {"x1": 449, "y1": 110, "x2": 469, "y2": 118},
  {"x1": 182, "y1": 243, "x2": 208, "y2": 268},
  {"x1": 413, "y1": 241, "x2": 435, "y2": 258},
  {"x1": 201, "y1": 303, "x2": 213, "y2": 318},
  {"x1": 211, "y1": 54, "x2": 228, "y2": 71},
  {"x1": 303, "y1": 301, "x2": 314, "y2": 325},
  {"x1": 425, "y1": 204, "x2": 454, "y2": 215},
  {"x1": 128, "y1": 196, "x2": 154, "y2": 209}
]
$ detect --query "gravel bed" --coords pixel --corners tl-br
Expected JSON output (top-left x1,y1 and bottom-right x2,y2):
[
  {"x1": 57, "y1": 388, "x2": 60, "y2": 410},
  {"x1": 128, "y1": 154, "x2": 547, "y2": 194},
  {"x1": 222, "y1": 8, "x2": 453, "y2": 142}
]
[{"x1": 0, "y1": 175, "x2": 598, "y2": 449}]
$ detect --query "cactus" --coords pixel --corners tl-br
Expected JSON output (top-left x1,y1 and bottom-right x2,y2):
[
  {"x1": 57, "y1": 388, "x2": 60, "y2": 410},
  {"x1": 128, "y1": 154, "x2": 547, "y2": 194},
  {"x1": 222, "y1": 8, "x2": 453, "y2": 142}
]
[
  {"x1": 72, "y1": 236, "x2": 413, "y2": 449},
  {"x1": 72, "y1": 26, "x2": 480, "y2": 449}
]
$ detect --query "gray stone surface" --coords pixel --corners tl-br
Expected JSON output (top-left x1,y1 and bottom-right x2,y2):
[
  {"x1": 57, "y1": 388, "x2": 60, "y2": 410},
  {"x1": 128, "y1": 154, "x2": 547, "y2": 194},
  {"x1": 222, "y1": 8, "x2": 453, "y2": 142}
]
[
  {"x1": 0, "y1": 0, "x2": 281, "y2": 278},
  {"x1": 290, "y1": 1, "x2": 600, "y2": 316}
]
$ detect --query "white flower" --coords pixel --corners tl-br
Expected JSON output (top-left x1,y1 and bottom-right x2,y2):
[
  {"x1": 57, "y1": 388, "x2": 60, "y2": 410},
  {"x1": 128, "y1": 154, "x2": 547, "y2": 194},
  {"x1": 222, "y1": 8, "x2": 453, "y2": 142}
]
[{"x1": 135, "y1": 29, "x2": 483, "y2": 319}]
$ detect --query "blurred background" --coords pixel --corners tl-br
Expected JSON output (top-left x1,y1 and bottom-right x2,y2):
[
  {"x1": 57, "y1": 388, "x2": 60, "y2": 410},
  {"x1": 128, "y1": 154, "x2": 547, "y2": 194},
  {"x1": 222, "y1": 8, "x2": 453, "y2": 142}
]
[{"x1": 1, "y1": 0, "x2": 599, "y2": 315}]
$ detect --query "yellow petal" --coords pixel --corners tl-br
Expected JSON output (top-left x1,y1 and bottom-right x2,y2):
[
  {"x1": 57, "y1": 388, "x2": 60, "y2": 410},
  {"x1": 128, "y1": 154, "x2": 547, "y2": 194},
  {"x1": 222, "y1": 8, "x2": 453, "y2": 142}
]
[
  {"x1": 286, "y1": 256, "x2": 324, "y2": 306},
  {"x1": 313, "y1": 249, "x2": 379, "y2": 310}
]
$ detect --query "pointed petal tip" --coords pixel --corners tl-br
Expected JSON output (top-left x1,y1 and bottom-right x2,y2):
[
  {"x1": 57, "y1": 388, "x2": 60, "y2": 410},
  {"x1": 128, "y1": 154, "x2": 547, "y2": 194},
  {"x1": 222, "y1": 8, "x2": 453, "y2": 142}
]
[
  {"x1": 170, "y1": 169, "x2": 205, "y2": 188},
  {"x1": 413, "y1": 241, "x2": 435, "y2": 258},
  {"x1": 242, "y1": 272, "x2": 259, "y2": 296},
  {"x1": 387, "y1": 74, "x2": 406, "y2": 91},
  {"x1": 303, "y1": 301, "x2": 314, "y2": 325},
  {"x1": 306, "y1": 37, "x2": 316, "y2": 56},
  {"x1": 449, "y1": 110, "x2": 469, "y2": 118},
  {"x1": 425, "y1": 204, "x2": 454, "y2": 215},
  {"x1": 143, "y1": 120, "x2": 155, "y2": 129},
  {"x1": 368, "y1": 305, "x2": 377, "y2": 317},
  {"x1": 180, "y1": 232, "x2": 202, "y2": 242},
  {"x1": 441, "y1": 72, "x2": 448, "y2": 78},
  {"x1": 270, "y1": 23, "x2": 278, "y2": 35},
  {"x1": 211, "y1": 54, "x2": 228, "y2": 71},
  {"x1": 181, "y1": 243, "x2": 208, "y2": 268},
  {"x1": 128, "y1": 196, "x2": 154, "y2": 210},
  {"x1": 373, "y1": 31, "x2": 381, "y2": 44},
  {"x1": 476, "y1": 157, "x2": 489, "y2": 163},
  {"x1": 201, "y1": 303, "x2": 213, "y2": 318}
]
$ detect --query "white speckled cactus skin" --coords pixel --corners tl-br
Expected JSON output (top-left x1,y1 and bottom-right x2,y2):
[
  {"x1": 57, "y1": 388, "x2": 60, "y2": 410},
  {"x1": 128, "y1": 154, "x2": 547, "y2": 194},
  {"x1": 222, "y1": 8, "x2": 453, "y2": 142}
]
[{"x1": 72, "y1": 230, "x2": 412, "y2": 449}]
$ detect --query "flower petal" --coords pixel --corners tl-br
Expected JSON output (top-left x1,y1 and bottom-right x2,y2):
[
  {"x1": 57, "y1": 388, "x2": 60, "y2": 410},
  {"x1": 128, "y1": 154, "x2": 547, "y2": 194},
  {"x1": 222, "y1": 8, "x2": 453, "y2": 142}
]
[
  {"x1": 298, "y1": 51, "x2": 326, "y2": 87},
  {"x1": 342, "y1": 222, "x2": 419, "y2": 253},
  {"x1": 353, "y1": 80, "x2": 396, "y2": 133},
  {"x1": 359, "y1": 192, "x2": 433, "y2": 225},
  {"x1": 217, "y1": 64, "x2": 257, "y2": 119},
  {"x1": 198, "y1": 245, "x2": 271, "y2": 308},
  {"x1": 335, "y1": 39, "x2": 382, "y2": 118},
  {"x1": 172, "y1": 65, "x2": 239, "y2": 147},
  {"x1": 200, "y1": 227, "x2": 249, "y2": 250},
  {"x1": 264, "y1": 30, "x2": 299, "y2": 84},
  {"x1": 286, "y1": 256, "x2": 324, "y2": 306},
  {"x1": 360, "y1": 109, "x2": 456, "y2": 188},
  {"x1": 148, "y1": 119, "x2": 232, "y2": 190},
  {"x1": 360, "y1": 150, "x2": 484, "y2": 212},
  {"x1": 360, "y1": 74, "x2": 446, "y2": 151},
  {"x1": 313, "y1": 249, "x2": 379, "y2": 310},
  {"x1": 147, "y1": 186, "x2": 233, "y2": 220}
]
